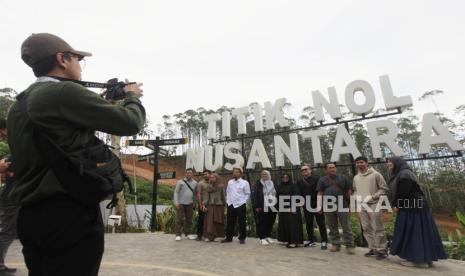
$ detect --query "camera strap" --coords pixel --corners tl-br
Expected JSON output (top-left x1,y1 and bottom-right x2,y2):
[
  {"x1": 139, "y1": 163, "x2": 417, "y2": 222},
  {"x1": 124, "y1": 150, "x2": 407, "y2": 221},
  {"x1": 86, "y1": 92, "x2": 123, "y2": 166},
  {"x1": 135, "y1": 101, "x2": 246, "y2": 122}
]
[{"x1": 48, "y1": 76, "x2": 111, "y2": 89}]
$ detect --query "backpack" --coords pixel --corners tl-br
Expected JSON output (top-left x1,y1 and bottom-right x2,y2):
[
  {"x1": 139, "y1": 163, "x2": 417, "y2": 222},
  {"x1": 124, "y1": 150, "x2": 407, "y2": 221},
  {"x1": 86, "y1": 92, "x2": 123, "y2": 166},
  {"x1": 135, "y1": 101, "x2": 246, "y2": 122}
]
[{"x1": 17, "y1": 92, "x2": 132, "y2": 208}]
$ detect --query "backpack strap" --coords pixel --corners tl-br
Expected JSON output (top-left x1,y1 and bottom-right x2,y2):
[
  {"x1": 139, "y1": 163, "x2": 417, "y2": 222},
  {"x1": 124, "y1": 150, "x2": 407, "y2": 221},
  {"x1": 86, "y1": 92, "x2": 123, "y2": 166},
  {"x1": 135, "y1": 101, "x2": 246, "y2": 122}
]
[{"x1": 183, "y1": 179, "x2": 195, "y2": 195}]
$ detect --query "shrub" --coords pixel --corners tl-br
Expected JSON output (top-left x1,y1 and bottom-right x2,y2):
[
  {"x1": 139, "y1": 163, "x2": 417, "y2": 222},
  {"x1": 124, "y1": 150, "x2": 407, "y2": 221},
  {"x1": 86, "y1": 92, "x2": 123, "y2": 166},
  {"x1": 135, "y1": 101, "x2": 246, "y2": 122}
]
[{"x1": 444, "y1": 211, "x2": 465, "y2": 260}]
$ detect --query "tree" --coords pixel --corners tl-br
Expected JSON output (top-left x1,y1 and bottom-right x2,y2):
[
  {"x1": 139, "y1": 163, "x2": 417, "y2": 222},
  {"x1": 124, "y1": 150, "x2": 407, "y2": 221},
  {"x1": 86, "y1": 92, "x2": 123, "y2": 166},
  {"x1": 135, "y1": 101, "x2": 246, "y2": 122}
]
[{"x1": 0, "y1": 87, "x2": 17, "y2": 120}]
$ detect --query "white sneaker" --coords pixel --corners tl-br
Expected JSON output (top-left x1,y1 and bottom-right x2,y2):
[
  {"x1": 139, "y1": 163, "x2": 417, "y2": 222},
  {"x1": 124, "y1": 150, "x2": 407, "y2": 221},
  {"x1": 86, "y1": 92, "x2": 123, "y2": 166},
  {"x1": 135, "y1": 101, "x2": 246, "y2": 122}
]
[
  {"x1": 175, "y1": 236, "x2": 181, "y2": 241},
  {"x1": 260, "y1": 239, "x2": 270, "y2": 245},
  {"x1": 265, "y1": 237, "x2": 276, "y2": 244},
  {"x1": 187, "y1": 234, "x2": 197, "y2": 240}
]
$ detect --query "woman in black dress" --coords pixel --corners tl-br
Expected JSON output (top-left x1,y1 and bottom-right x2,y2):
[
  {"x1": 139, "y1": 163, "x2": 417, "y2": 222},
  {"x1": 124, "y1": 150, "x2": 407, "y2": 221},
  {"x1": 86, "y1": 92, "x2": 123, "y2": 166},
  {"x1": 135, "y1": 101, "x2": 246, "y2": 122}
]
[
  {"x1": 277, "y1": 173, "x2": 303, "y2": 248},
  {"x1": 388, "y1": 157, "x2": 446, "y2": 268}
]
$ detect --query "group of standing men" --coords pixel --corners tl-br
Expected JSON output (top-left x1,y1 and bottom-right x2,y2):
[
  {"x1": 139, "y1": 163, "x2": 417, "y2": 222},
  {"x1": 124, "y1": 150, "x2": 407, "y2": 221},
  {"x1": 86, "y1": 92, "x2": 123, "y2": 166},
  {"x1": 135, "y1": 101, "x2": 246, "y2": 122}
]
[{"x1": 173, "y1": 156, "x2": 390, "y2": 260}]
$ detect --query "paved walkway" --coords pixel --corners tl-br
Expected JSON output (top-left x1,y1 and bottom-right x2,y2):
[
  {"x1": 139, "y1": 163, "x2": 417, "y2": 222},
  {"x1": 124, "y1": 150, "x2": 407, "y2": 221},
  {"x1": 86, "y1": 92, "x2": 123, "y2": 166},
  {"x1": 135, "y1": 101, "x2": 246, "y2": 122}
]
[{"x1": 5, "y1": 233, "x2": 465, "y2": 275}]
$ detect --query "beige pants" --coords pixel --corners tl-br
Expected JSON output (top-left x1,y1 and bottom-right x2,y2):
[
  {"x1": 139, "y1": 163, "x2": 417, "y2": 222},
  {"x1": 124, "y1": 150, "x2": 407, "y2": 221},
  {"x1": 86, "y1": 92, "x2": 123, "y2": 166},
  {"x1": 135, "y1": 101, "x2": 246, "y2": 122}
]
[{"x1": 359, "y1": 207, "x2": 387, "y2": 252}]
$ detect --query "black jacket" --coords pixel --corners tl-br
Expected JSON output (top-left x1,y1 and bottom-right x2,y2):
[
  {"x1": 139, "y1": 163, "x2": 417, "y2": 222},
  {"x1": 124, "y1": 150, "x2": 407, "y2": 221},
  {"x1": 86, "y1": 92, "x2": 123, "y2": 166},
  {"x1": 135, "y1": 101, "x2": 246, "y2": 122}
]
[{"x1": 296, "y1": 175, "x2": 320, "y2": 208}]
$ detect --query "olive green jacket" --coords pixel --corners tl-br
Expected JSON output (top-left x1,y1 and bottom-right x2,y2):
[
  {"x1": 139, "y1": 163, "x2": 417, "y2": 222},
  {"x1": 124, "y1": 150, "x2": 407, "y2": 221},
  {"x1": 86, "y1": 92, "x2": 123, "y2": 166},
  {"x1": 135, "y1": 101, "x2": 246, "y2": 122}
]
[{"x1": 7, "y1": 79, "x2": 145, "y2": 205}]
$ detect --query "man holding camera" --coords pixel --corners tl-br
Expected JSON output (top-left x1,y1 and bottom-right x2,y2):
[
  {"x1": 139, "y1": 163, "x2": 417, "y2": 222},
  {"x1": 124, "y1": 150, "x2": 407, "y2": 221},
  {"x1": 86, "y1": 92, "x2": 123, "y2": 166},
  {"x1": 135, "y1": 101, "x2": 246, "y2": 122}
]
[{"x1": 7, "y1": 33, "x2": 145, "y2": 276}]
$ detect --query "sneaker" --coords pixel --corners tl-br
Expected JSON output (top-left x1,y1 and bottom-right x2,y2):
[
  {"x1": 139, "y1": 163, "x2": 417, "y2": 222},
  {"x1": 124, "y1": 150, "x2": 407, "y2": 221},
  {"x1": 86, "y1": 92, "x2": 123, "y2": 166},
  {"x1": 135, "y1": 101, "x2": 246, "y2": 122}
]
[
  {"x1": 304, "y1": 241, "x2": 317, "y2": 247},
  {"x1": 220, "y1": 238, "x2": 233, "y2": 243},
  {"x1": 330, "y1": 244, "x2": 341, "y2": 252},
  {"x1": 195, "y1": 236, "x2": 202, "y2": 241},
  {"x1": 376, "y1": 252, "x2": 387, "y2": 260},
  {"x1": 346, "y1": 247, "x2": 355, "y2": 255},
  {"x1": 239, "y1": 240, "x2": 246, "y2": 244},
  {"x1": 321, "y1": 242, "x2": 328, "y2": 250},
  {"x1": 0, "y1": 266, "x2": 17, "y2": 273},
  {"x1": 187, "y1": 234, "x2": 197, "y2": 240},
  {"x1": 266, "y1": 237, "x2": 276, "y2": 244},
  {"x1": 364, "y1": 249, "x2": 377, "y2": 257},
  {"x1": 260, "y1": 239, "x2": 270, "y2": 245},
  {"x1": 175, "y1": 236, "x2": 181, "y2": 241}
]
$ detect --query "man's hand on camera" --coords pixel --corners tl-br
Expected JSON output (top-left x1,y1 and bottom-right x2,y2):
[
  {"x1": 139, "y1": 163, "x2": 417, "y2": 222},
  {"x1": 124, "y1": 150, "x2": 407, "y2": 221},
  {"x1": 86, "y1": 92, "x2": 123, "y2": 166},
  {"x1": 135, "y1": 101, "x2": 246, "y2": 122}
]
[{"x1": 124, "y1": 80, "x2": 144, "y2": 98}]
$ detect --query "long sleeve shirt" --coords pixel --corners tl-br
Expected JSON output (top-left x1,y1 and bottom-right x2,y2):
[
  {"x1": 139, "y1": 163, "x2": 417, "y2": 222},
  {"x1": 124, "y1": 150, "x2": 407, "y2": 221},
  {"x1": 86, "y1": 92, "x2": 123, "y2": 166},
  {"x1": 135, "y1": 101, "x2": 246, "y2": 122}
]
[
  {"x1": 7, "y1": 79, "x2": 146, "y2": 205},
  {"x1": 226, "y1": 177, "x2": 251, "y2": 208},
  {"x1": 173, "y1": 178, "x2": 197, "y2": 205}
]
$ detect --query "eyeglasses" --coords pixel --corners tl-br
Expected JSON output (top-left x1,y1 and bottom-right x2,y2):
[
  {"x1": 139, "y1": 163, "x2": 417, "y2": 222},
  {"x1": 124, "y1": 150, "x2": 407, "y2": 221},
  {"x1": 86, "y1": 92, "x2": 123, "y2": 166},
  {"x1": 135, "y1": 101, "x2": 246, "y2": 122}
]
[
  {"x1": 63, "y1": 52, "x2": 86, "y2": 69},
  {"x1": 300, "y1": 168, "x2": 309, "y2": 171}
]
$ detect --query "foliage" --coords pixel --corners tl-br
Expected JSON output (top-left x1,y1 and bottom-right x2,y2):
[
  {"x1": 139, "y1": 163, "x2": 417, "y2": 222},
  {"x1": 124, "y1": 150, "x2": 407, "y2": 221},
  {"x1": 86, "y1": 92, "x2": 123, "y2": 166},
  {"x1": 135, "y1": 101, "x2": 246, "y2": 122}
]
[
  {"x1": 0, "y1": 142, "x2": 9, "y2": 157},
  {"x1": 124, "y1": 177, "x2": 174, "y2": 205},
  {"x1": 458, "y1": 211, "x2": 465, "y2": 229},
  {"x1": 444, "y1": 211, "x2": 465, "y2": 261},
  {"x1": 0, "y1": 87, "x2": 17, "y2": 120}
]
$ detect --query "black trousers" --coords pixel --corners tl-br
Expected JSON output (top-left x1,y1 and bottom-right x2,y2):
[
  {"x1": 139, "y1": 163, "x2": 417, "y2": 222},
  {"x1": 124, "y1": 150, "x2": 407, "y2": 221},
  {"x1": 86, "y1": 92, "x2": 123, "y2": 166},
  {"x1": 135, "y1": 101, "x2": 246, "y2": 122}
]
[
  {"x1": 257, "y1": 211, "x2": 276, "y2": 239},
  {"x1": 303, "y1": 209, "x2": 328, "y2": 243},
  {"x1": 226, "y1": 204, "x2": 247, "y2": 241},
  {"x1": 17, "y1": 195, "x2": 104, "y2": 276},
  {"x1": 197, "y1": 208, "x2": 205, "y2": 237}
]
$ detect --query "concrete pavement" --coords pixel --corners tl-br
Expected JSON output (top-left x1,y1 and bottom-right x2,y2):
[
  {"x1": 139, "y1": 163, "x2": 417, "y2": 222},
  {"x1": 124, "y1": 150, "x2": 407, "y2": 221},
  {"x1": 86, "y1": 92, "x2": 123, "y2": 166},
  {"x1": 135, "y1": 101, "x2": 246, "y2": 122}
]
[{"x1": 5, "y1": 233, "x2": 465, "y2": 275}]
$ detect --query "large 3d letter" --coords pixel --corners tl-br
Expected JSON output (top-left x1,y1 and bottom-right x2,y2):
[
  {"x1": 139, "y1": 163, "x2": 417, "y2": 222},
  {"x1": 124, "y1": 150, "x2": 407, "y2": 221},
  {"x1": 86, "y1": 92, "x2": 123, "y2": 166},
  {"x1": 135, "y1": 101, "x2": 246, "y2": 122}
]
[
  {"x1": 232, "y1": 107, "x2": 250, "y2": 135},
  {"x1": 224, "y1": 142, "x2": 245, "y2": 171},
  {"x1": 205, "y1": 144, "x2": 224, "y2": 171},
  {"x1": 312, "y1": 87, "x2": 342, "y2": 122},
  {"x1": 301, "y1": 128, "x2": 328, "y2": 164},
  {"x1": 186, "y1": 147, "x2": 205, "y2": 172},
  {"x1": 204, "y1": 113, "x2": 221, "y2": 140},
  {"x1": 380, "y1": 75, "x2": 413, "y2": 110},
  {"x1": 246, "y1": 139, "x2": 272, "y2": 169},
  {"x1": 366, "y1": 120, "x2": 405, "y2": 158},
  {"x1": 264, "y1": 98, "x2": 290, "y2": 130},
  {"x1": 418, "y1": 113, "x2": 464, "y2": 154},
  {"x1": 345, "y1": 80, "x2": 376, "y2": 115},
  {"x1": 330, "y1": 126, "x2": 361, "y2": 161},
  {"x1": 274, "y1": 133, "x2": 301, "y2": 167}
]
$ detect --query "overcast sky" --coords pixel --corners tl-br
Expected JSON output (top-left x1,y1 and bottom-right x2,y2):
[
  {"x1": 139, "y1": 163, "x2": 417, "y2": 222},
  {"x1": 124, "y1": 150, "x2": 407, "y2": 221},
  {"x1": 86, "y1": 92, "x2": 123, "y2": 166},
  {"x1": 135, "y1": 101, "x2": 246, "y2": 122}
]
[{"x1": 1, "y1": 0, "x2": 464, "y2": 135}]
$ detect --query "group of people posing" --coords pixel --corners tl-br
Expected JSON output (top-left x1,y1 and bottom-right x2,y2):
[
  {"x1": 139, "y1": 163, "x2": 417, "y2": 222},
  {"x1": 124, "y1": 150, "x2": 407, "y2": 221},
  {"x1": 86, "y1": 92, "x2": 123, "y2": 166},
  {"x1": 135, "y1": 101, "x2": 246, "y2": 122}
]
[{"x1": 173, "y1": 156, "x2": 447, "y2": 268}]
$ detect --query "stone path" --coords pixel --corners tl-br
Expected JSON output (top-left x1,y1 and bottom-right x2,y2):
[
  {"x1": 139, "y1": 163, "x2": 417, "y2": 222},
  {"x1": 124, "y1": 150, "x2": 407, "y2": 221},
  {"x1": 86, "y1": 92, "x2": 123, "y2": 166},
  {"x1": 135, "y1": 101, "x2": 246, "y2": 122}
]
[{"x1": 5, "y1": 233, "x2": 465, "y2": 275}]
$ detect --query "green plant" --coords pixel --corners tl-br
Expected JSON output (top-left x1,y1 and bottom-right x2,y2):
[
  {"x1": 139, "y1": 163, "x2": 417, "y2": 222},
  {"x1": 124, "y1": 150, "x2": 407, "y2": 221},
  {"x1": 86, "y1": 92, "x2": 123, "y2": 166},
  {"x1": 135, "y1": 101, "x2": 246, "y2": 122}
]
[
  {"x1": 457, "y1": 211, "x2": 465, "y2": 229},
  {"x1": 444, "y1": 211, "x2": 465, "y2": 260},
  {"x1": 0, "y1": 141, "x2": 9, "y2": 157}
]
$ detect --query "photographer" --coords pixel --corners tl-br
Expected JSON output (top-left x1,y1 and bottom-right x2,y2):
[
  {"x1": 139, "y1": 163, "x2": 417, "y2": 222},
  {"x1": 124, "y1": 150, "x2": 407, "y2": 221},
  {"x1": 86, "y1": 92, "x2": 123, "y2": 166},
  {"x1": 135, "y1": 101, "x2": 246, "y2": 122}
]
[{"x1": 7, "y1": 33, "x2": 146, "y2": 276}]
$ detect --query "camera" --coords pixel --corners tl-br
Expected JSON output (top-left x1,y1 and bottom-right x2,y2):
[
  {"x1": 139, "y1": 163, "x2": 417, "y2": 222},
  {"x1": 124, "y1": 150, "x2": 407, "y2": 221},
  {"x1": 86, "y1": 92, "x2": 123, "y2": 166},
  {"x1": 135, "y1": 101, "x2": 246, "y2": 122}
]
[
  {"x1": 104, "y1": 78, "x2": 130, "y2": 101},
  {"x1": 55, "y1": 76, "x2": 137, "y2": 101}
]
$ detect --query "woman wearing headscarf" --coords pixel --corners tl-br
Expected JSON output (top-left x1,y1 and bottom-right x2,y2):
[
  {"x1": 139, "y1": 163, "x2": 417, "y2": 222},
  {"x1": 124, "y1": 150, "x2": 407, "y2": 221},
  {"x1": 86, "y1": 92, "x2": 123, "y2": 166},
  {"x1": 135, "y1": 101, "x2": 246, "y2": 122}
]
[
  {"x1": 201, "y1": 173, "x2": 226, "y2": 241},
  {"x1": 387, "y1": 156, "x2": 446, "y2": 268},
  {"x1": 277, "y1": 173, "x2": 303, "y2": 248},
  {"x1": 252, "y1": 170, "x2": 277, "y2": 245}
]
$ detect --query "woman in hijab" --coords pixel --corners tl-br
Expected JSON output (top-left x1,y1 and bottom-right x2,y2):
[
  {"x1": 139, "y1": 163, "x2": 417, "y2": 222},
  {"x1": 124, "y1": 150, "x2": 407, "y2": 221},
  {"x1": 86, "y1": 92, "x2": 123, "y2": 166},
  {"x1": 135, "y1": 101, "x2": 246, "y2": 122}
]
[
  {"x1": 201, "y1": 173, "x2": 226, "y2": 241},
  {"x1": 387, "y1": 156, "x2": 446, "y2": 268},
  {"x1": 252, "y1": 170, "x2": 277, "y2": 245},
  {"x1": 277, "y1": 173, "x2": 303, "y2": 248}
]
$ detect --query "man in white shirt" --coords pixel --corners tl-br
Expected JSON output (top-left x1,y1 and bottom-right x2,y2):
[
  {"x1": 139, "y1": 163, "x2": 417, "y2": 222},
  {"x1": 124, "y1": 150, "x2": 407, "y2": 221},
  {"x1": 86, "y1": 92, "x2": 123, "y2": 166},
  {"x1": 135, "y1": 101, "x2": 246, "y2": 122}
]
[{"x1": 221, "y1": 167, "x2": 251, "y2": 244}]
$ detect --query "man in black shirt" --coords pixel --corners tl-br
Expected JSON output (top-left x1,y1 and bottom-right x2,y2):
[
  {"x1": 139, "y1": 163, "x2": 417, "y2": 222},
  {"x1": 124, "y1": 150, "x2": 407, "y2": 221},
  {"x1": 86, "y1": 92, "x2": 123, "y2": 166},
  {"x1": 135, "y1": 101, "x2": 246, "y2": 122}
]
[{"x1": 296, "y1": 164, "x2": 328, "y2": 250}]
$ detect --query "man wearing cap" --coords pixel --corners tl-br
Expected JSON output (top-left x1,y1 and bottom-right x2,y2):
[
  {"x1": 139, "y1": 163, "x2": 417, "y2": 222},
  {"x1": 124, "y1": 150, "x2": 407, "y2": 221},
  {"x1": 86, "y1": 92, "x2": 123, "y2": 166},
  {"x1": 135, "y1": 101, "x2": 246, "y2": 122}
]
[
  {"x1": 221, "y1": 167, "x2": 251, "y2": 244},
  {"x1": 7, "y1": 33, "x2": 145, "y2": 276}
]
